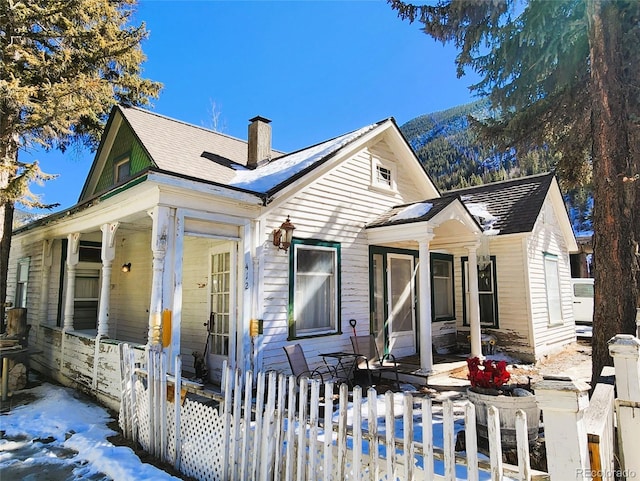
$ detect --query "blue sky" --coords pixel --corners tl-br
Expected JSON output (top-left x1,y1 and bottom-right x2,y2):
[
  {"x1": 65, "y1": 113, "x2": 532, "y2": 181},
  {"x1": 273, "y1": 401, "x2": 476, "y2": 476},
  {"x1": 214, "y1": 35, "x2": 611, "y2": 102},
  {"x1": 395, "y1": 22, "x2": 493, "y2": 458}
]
[{"x1": 25, "y1": 0, "x2": 479, "y2": 213}]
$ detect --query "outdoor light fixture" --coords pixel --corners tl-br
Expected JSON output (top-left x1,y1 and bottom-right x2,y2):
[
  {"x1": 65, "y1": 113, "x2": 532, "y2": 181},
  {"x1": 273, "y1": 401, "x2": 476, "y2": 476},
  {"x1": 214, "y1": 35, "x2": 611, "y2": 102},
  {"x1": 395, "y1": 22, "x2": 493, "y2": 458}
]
[
  {"x1": 272, "y1": 216, "x2": 295, "y2": 253},
  {"x1": 121, "y1": 263, "x2": 132, "y2": 273}
]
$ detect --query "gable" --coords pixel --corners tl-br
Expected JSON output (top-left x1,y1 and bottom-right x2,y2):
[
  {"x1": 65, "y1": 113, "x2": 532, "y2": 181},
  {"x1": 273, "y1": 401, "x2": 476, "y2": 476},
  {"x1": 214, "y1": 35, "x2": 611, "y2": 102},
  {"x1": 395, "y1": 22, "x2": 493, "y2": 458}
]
[
  {"x1": 257, "y1": 119, "x2": 440, "y2": 205},
  {"x1": 92, "y1": 122, "x2": 153, "y2": 196}
]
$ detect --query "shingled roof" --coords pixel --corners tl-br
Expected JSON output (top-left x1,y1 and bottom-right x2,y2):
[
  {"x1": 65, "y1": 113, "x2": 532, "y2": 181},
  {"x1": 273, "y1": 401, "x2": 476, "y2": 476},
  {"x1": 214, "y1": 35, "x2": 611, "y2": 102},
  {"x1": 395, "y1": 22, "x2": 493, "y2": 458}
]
[
  {"x1": 118, "y1": 106, "x2": 382, "y2": 196},
  {"x1": 119, "y1": 106, "x2": 285, "y2": 185},
  {"x1": 442, "y1": 172, "x2": 556, "y2": 235}
]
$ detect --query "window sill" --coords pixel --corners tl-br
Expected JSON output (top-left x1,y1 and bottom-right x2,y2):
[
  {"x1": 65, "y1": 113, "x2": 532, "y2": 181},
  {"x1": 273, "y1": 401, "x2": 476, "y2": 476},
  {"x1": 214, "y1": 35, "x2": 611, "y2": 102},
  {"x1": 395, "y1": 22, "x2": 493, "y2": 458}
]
[{"x1": 288, "y1": 330, "x2": 340, "y2": 341}]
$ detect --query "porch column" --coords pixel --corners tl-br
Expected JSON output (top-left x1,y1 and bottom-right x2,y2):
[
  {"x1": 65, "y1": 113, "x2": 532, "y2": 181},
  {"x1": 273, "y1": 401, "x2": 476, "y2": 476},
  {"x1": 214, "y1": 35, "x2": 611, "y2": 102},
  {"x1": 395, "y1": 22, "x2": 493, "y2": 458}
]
[
  {"x1": 40, "y1": 240, "x2": 53, "y2": 326},
  {"x1": 467, "y1": 242, "x2": 483, "y2": 358},
  {"x1": 168, "y1": 209, "x2": 182, "y2": 374},
  {"x1": 63, "y1": 233, "x2": 80, "y2": 331},
  {"x1": 148, "y1": 207, "x2": 171, "y2": 348},
  {"x1": 97, "y1": 223, "x2": 119, "y2": 338},
  {"x1": 418, "y1": 232, "x2": 434, "y2": 374}
]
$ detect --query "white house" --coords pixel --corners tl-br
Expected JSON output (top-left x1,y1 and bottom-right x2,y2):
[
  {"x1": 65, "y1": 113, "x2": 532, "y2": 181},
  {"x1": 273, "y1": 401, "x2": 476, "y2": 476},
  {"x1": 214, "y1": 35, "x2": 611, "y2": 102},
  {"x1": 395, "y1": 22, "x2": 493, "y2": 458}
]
[{"x1": 7, "y1": 106, "x2": 578, "y2": 408}]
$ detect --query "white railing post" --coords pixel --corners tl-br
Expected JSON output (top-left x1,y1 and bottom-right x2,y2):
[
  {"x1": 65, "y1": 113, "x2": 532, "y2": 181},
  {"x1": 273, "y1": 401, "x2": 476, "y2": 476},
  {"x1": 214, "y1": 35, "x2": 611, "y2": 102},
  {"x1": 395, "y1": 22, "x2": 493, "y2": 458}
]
[
  {"x1": 609, "y1": 334, "x2": 640, "y2": 479},
  {"x1": 608, "y1": 334, "x2": 640, "y2": 402},
  {"x1": 535, "y1": 378, "x2": 591, "y2": 480}
]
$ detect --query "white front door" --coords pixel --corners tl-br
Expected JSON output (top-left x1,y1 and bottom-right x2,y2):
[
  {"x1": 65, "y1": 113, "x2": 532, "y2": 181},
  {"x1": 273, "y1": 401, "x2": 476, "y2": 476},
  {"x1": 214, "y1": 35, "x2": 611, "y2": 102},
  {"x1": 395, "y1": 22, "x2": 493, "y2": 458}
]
[
  {"x1": 206, "y1": 243, "x2": 236, "y2": 384},
  {"x1": 387, "y1": 254, "x2": 417, "y2": 357}
]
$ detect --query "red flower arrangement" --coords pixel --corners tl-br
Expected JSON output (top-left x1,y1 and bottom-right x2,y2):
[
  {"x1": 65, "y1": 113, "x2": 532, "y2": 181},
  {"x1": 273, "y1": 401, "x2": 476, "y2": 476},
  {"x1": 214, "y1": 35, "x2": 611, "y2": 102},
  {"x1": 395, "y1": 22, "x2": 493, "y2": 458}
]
[{"x1": 467, "y1": 357, "x2": 511, "y2": 390}]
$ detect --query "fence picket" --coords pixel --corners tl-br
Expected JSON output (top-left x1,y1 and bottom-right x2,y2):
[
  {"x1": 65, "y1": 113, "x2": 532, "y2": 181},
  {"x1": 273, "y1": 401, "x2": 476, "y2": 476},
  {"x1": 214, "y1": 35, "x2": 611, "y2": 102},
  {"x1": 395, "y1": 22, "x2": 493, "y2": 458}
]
[
  {"x1": 159, "y1": 352, "x2": 167, "y2": 463},
  {"x1": 240, "y1": 370, "x2": 254, "y2": 481},
  {"x1": 464, "y1": 401, "x2": 479, "y2": 481},
  {"x1": 352, "y1": 386, "x2": 363, "y2": 481},
  {"x1": 252, "y1": 370, "x2": 266, "y2": 480},
  {"x1": 444, "y1": 400, "x2": 456, "y2": 481},
  {"x1": 231, "y1": 368, "x2": 243, "y2": 480},
  {"x1": 384, "y1": 391, "x2": 395, "y2": 480},
  {"x1": 403, "y1": 393, "x2": 414, "y2": 481},
  {"x1": 297, "y1": 377, "x2": 309, "y2": 481},
  {"x1": 284, "y1": 376, "x2": 296, "y2": 481},
  {"x1": 337, "y1": 383, "x2": 349, "y2": 480},
  {"x1": 323, "y1": 381, "x2": 335, "y2": 481},
  {"x1": 308, "y1": 380, "x2": 321, "y2": 481},
  {"x1": 515, "y1": 410, "x2": 531, "y2": 481},
  {"x1": 260, "y1": 372, "x2": 277, "y2": 481},
  {"x1": 222, "y1": 364, "x2": 233, "y2": 481},
  {"x1": 422, "y1": 397, "x2": 434, "y2": 481},
  {"x1": 273, "y1": 374, "x2": 287, "y2": 480},
  {"x1": 173, "y1": 355, "x2": 181, "y2": 471},
  {"x1": 367, "y1": 387, "x2": 379, "y2": 481},
  {"x1": 487, "y1": 406, "x2": 504, "y2": 481}
]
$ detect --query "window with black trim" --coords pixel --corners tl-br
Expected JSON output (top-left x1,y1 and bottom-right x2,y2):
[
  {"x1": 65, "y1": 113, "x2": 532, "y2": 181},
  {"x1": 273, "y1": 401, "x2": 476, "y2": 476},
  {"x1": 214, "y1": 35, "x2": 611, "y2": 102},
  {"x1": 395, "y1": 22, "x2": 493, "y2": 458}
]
[
  {"x1": 544, "y1": 252, "x2": 563, "y2": 324},
  {"x1": 115, "y1": 156, "x2": 131, "y2": 183},
  {"x1": 289, "y1": 239, "x2": 341, "y2": 338},
  {"x1": 15, "y1": 257, "x2": 30, "y2": 308},
  {"x1": 431, "y1": 253, "x2": 455, "y2": 321},
  {"x1": 462, "y1": 256, "x2": 499, "y2": 328}
]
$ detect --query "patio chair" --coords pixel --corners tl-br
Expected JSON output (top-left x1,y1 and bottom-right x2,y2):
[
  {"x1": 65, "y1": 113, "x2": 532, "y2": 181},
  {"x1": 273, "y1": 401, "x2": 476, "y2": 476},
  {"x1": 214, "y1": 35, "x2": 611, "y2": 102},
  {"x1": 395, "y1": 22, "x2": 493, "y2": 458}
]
[
  {"x1": 283, "y1": 344, "x2": 340, "y2": 384},
  {"x1": 350, "y1": 335, "x2": 400, "y2": 390}
]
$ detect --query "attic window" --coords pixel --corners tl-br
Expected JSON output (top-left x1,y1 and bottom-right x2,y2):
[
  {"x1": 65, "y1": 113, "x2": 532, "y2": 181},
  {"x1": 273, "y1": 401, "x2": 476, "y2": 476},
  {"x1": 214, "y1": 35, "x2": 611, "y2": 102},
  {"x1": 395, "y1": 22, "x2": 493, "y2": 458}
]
[
  {"x1": 370, "y1": 155, "x2": 397, "y2": 192},
  {"x1": 115, "y1": 156, "x2": 131, "y2": 183}
]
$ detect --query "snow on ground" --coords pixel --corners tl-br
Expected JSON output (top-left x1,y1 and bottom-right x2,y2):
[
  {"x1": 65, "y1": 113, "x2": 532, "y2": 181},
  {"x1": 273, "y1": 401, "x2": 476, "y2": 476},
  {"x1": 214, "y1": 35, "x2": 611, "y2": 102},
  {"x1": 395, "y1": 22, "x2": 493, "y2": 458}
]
[{"x1": 0, "y1": 382, "x2": 181, "y2": 481}]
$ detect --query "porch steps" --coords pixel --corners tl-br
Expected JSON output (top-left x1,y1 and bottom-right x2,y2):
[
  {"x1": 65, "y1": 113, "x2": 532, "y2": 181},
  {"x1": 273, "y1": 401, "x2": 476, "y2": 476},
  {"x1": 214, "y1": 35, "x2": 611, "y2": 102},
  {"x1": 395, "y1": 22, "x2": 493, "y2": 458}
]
[{"x1": 389, "y1": 357, "x2": 470, "y2": 392}]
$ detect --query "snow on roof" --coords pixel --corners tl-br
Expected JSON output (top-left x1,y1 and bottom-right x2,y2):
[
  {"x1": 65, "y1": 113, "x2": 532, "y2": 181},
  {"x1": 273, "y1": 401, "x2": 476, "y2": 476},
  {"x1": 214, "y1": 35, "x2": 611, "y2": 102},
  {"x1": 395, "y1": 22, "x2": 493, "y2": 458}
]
[
  {"x1": 464, "y1": 200, "x2": 500, "y2": 235},
  {"x1": 229, "y1": 124, "x2": 377, "y2": 193},
  {"x1": 389, "y1": 202, "x2": 433, "y2": 223}
]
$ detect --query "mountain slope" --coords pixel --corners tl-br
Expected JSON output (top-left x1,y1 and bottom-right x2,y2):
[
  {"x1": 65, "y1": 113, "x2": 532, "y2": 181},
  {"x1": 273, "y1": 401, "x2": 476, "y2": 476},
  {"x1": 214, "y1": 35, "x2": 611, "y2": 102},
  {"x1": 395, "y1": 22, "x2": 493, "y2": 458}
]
[{"x1": 400, "y1": 100, "x2": 592, "y2": 237}]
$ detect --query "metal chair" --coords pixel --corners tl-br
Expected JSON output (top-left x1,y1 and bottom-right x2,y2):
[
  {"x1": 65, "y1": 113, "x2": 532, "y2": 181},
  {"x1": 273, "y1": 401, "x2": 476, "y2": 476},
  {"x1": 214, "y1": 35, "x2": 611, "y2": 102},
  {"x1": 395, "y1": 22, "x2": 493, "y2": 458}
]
[
  {"x1": 350, "y1": 335, "x2": 400, "y2": 389},
  {"x1": 283, "y1": 344, "x2": 339, "y2": 383}
]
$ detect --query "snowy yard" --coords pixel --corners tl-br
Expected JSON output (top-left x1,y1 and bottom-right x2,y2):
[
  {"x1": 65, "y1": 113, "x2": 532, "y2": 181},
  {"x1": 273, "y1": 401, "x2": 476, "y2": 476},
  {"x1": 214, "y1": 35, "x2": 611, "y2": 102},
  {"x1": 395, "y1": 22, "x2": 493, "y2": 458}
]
[{"x1": 0, "y1": 381, "x2": 182, "y2": 481}]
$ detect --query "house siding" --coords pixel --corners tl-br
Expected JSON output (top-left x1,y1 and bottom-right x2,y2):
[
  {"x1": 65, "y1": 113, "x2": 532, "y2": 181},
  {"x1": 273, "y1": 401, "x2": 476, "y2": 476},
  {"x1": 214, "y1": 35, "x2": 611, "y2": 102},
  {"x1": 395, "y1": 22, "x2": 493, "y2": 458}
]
[
  {"x1": 448, "y1": 238, "x2": 532, "y2": 358},
  {"x1": 109, "y1": 230, "x2": 153, "y2": 344},
  {"x1": 526, "y1": 200, "x2": 576, "y2": 358},
  {"x1": 259, "y1": 141, "x2": 426, "y2": 375}
]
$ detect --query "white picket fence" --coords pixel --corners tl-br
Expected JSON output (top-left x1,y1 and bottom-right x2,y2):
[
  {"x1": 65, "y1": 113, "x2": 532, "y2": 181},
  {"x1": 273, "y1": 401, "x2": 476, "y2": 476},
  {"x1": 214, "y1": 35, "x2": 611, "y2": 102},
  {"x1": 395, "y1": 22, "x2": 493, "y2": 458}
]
[
  {"x1": 118, "y1": 334, "x2": 640, "y2": 481},
  {"x1": 119, "y1": 345, "x2": 547, "y2": 481}
]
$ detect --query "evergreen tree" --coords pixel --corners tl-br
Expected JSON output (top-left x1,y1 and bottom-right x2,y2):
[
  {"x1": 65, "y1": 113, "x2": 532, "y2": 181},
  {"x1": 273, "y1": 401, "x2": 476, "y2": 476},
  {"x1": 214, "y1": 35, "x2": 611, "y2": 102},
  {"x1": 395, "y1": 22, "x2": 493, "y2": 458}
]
[
  {"x1": 0, "y1": 0, "x2": 162, "y2": 327},
  {"x1": 389, "y1": 0, "x2": 640, "y2": 387}
]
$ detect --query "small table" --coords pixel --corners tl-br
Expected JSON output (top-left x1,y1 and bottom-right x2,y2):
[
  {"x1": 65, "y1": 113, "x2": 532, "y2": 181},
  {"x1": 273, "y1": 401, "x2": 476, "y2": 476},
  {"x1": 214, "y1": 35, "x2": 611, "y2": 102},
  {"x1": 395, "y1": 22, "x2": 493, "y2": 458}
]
[{"x1": 319, "y1": 352, "x2": 360, "y2": 386}]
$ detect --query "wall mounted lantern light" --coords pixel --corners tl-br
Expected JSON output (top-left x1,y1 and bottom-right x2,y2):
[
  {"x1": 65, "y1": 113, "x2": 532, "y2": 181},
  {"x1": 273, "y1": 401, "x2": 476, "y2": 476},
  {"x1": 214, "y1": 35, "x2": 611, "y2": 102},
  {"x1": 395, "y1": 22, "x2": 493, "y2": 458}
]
[
  {"x1": 272, "y1": 216, "x2": 296, "y2": 253},
  {"x1": 121, "y1": 263, "x2": 132, "y2": 273}
]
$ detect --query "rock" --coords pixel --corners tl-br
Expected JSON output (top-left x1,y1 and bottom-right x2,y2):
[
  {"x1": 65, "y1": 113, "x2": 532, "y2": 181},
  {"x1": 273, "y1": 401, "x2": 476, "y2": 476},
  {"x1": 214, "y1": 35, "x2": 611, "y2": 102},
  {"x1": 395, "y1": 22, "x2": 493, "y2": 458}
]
[{"x1": 511, "y1": 387, "x2": 534, "y2": 397}]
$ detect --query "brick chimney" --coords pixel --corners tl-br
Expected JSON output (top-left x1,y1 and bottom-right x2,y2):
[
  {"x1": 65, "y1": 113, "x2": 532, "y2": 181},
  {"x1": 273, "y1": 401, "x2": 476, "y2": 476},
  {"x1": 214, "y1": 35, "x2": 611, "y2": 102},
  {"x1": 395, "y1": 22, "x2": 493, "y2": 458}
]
[{"x1": 247, "y1": 116, "x2": 272, "y2": 168}]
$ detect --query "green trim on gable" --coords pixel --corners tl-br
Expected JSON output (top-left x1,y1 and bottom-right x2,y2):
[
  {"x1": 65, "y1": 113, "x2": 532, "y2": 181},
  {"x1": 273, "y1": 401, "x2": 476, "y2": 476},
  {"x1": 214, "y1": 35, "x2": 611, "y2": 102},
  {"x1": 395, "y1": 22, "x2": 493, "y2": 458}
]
[{"x1": 93, "y1": 123, "x2": 152, "y2": 195}]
